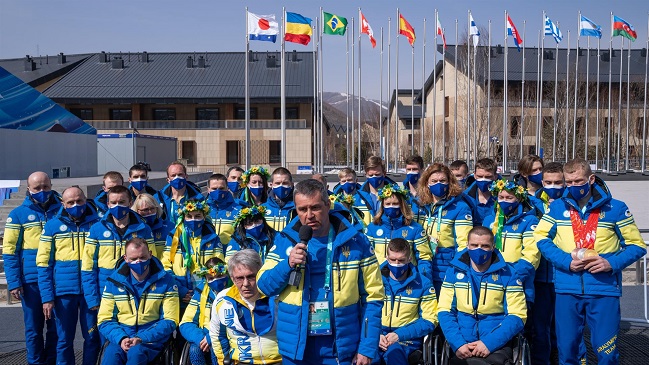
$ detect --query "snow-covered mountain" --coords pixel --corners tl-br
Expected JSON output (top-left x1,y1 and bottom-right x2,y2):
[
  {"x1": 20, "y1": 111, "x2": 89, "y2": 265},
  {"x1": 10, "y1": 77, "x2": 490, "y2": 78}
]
[{"x1": 322, "y1": 91, "x2": 388, "y2": 128}]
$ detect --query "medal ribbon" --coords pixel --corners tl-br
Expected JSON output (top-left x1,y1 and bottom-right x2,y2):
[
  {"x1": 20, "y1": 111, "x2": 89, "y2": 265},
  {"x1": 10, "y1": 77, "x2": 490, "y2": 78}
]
[{"x1": 569, "y1": 207, "x2": 600, "y2": 249}]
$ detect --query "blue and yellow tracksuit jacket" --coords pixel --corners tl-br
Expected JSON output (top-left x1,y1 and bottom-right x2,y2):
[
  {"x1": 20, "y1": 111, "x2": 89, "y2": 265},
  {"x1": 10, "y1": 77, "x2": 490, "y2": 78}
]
[
  {"x1": 405, "y1": 193, "x2": 429, "y2": 226},
  {"x1": 534, "y1": 177, "x2": 646, "y2": 297},
  {"x1": 422, "y1": 195, "x2": 474, "y2": 283},
  {"x1": 262, "y1": 192, "x2": 296, "y2": 232},
  {"x1": 3, "y1": 194, "x2": 62, "y2": 291},
  {"x1": 225, "y1": 229, "x2": 282, "y2": 264},
  {"x1": 179, "y1": 281, "x2": 217, "y2": 347},
  {"x1": 462, "y1": 183, "x2": 496, "y2": 226},
  {"x1": 257, "y1": 212, "x2": 385, "y2": 361},
  {"x1": 206, "y1": 193, "x2": 243, "y2": 248},
  {"x1": 97, "y1": 257, "x2": 179, "y2": 346},
  {"x1": 210, "y1": 285, "x2": 281, "y2": 365},
  {"x1": 154, "y1": 180, "x2": 205, "y2": 224},
  {"x1": 483, "y1": 204, "x2": 541, "y2": 301},
  {"x1": 330, "y1": 201, "x2": 366, "y2": 232},
  {"x1": 37, "y1": 204, "x2": 101, "y2": 303},
  {"x1": 380, "y1": 263, "x2": 437, "y2": 345},
  {"x1": 359, "y1": 176, "x2": 398, "y2": 213},
  {"x1": 365, "y1": 213, "x2": 433, "y2": 280},
  {"x1": 93, "y1": 190, "x2": 109, "y2": 215},
  {"x1": 81, "y1": 212, "x2": 154, "y2": 309},
  {"x1": 162, "y1": 222, "x2": 224, "y2": 300},
  {"x1": 438, "y1": 250, "x2": 527, "y2": 353},
  {"x1": 330, "y1": 184, "x2": 375, "y2": 227},
  {"x1": 148, "y1": 217, "x2": 174, "y2": 259},
  {"x1": 533, "y1": 189, "x2": 554, "y2": 284}
]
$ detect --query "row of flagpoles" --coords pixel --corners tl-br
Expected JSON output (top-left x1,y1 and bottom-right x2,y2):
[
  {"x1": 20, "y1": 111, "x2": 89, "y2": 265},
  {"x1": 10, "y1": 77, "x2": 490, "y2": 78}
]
[{"x1": 244, "y1": 7, "x2": 648, "y2": 173}]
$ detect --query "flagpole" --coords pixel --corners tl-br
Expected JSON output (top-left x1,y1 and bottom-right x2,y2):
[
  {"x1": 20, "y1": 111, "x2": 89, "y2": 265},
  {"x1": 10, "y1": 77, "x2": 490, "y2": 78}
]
[
  {"x1": 573, "y1": 14, "x2": 580, "y2": 159},
  {"x1": 617, "y1": 35, "x2": 623, "y2": 172},
  {"x1": 319, "y1": 14, "x2": 325, "y2": 172},
  {"x1": 521, "y1": 20, "x2": 526, "y2": 160},
  {"x1": 422, "y1": 17, "x2": 427, "y2": 159},
  {"x1": 595, "y1": 36, "x2": 601, "y2": 169},
  {"x1": 472, "y1": 25, "x2": 478, "y2": 164},
  {"x1": 467, "y1": 10, "x2": 471, "y2": 165},
  {"x1": 313, "y1": 17, "x2": 319, "y2": 169},
  {"x1": 395, "y1": 8, "x2": 400, "y2": 171},
  {"x1": 411, "y1": 33, "x2": 415, "y2": 156},
  {"x1": 245, "y1": 8, "x2": 251, "y2": 169},
  {"x1": 358, "y1": 10, "x2": 362, "y2": 172},
  {"x1": 280, "y1": 7, "x2": 287, "y2": 168},
  {"x1": 553, "y1": 22, "x2": 560, "y2": 161},
  {"x1": 487, "y1": 20, "x2": 492, "y2": 159},
  {"x1": 387, "y1": 18, "x2": 392, "y2": 170},
  {"x1": 442, "y1": 28, "x2": 447, "y2": 164},
  {"x1": 503, "y1": 11, "x2": 509, "y2": 171},
  {"x1": 346, "y1": 20, "x2": 350, "y2": 166},
  {"x1": 565, "y1": 30, "x2": 571, "y2": 163},
  {"x1": 625, "y1": 37, "x2": 631, "y2": 171},
  {"x1": 380, "y1": 26, "x2": 384, "y2": 160},
  {"x1": 539, "y1": 14, "x2": 545, "y2": 155},
  {"x1": 643, "y1": 12, "x2": 649, "y2": 172},
  {"x1": 432, "y1": 15, "x2": 437, "y2": 162},
  {"x1": 536, "y1": 30, "x2": 541, "y2": 156},
  {"x1": 454, "y1": 19, "x2": 459, "y2": 161},
  {"x1": 607, "y1": 12, "x2": 613, "y2": 172},
  {"x1": 313, "y1": 14, "x2": 319, "y2": 172},
  {"x1": 584, "y1": 13, "x2": 591, "y2": 161},
  {"x1": 351, "y1": 15, "x2": 355, "y2": 169}
]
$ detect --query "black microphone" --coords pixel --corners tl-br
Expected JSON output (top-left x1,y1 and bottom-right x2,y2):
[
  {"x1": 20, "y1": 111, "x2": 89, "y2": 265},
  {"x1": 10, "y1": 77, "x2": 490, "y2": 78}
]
[{"x1": 288, "y1": 225, "x2": 313, "y2": 287}]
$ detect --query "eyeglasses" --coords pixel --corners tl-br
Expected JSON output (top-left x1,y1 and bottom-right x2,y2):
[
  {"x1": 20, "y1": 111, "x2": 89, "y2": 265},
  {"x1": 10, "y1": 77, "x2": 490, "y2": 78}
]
[
  {"x1": 232, "y1": 274, "x2": 257, "y2": 284},
  {"x1": 137, "y1": 207, "x2": 156, "y2": 215}
]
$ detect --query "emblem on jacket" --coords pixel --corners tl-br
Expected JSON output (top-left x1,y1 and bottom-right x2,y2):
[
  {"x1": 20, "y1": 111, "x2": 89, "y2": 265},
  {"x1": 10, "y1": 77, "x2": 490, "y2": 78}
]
[
  {"x1": 599, "y1": 211, "x2": 606, "y2": 219},
  {"x1": 406, "y1": 286, "x2": 412, "y2": 295},
  {"x1": 342, "y1": 246, "x2": 351, "y2": 258},
  {"x1": 376, "y1": 229, "x2": 384, "y2": 236},
  {"x1": 456, "y1": 273, "x2": 465, "y2": 280},
  {"x1": 492, "y1": 273, "x2": 499, "y2": 282},
  {"x1": 150, "y1": 284, "x2": 156, "y2": 291},
  {"x1": 401, "y1": 230, "x2": 408, "y2": 238},
  {"x1": 442, "y1": 210, "x2": 448, "y2": 217},
  {"x1": 60, "y1": 225, "x2": 67, "y2": 232},
  {"x1": 226, "y1": 211, "x2": 232, "y2": 218},
  {"x1": 103, "y1": 231, "x2": 111, "y2": 238},
  {"x1": 156, "y1": 232, "x2": 162, "y2": 239},
  {"x1": 512, "y1": 224, "x2": 518, "y2": 231},
  {"x1": 28, "y1": 214, "x2": 36, "y2": 221}
]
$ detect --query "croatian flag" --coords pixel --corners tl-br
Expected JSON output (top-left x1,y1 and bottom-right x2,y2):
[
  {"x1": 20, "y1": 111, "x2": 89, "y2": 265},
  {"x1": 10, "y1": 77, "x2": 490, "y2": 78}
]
[
  {"x1": 507, "y1": 15, "x2": 523, "y2": 52},
  {"x1": 579, "y1": 15, "x2": 602, "y2": 39},
  {"x1": 247, "y1": 12, "x2": 279, "y2": 43}
]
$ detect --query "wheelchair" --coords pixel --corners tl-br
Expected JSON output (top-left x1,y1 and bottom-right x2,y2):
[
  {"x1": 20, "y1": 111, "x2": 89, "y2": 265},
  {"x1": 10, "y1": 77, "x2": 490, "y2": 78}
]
[
  {"x1": 179, "y1": 341, "x2": 232, "y2": 365},
  {"x1": 95, "y1": 333, "x2": 177, "y2": 365},
  {"x1": 432, "y1": 334, "x2": 530, "y2": 365}
]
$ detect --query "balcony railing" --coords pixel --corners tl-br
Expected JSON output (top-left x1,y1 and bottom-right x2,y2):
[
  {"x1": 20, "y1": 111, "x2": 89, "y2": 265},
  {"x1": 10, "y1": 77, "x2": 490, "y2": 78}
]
[{"x1": 88, "y1": 119, "x2": 309, "y2": 130}]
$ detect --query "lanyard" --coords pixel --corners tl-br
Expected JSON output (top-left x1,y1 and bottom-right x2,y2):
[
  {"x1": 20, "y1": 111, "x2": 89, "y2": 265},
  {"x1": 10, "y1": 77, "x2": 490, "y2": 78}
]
[
  {"x1": 428, "y1": 203, "x2": 443, "y2": 236},
  {"x1": 569, "y1": 207, "x2": 600, "y2": 249},
  {"x1": 323, "y1": 226, "x2": 336, "y2": 296}
]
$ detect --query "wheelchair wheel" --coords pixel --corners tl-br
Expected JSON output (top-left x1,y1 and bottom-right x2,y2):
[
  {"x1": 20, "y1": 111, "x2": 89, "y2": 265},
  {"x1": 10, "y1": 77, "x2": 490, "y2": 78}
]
[
  {"x1": 513, "y1": 335, "x2": 531, "y2": 365},
  {"x1": 96, "y1": 341, "x2": 109, "y2": 365},
  {"x1": 179, "y1": 341, "x2": 191, "y2": 365}
]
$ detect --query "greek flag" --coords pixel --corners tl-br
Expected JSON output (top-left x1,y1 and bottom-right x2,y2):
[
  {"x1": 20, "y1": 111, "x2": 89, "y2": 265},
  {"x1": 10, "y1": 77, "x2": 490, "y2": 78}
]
[
  {"x1": 579, "y1": 15, "x2": 602, "y2": 39},
  {"x1": 469, "y1": 13, "x2": 480, "y2": 46},
  {"x1": 544, "y1": 16, "x2": 563, "y2": 43}
]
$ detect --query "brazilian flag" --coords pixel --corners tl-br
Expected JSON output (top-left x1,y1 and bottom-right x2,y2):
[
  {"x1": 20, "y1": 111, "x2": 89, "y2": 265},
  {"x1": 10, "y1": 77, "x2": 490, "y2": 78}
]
[{"x1": 323, "y1": 12, "x2": 348, "y2": 36}]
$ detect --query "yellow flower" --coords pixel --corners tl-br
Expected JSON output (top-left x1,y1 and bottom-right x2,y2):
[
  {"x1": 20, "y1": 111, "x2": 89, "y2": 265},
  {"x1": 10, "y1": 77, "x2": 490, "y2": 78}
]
[
  {"x1": 384, "y1": 190, "x2": 392, "y2": 197},
  {"x1": 241, "y1": 208, "x2": 250, "y2": 215},
  {"x1": 185, "y1": 203, "x2": 196, "y2": 211},
  {"x1": 258, "y1": 206, "x2": 266, "y2": 214},
  {"x1": 496, "y1": 180, "x2": 505, "y2": 189}
]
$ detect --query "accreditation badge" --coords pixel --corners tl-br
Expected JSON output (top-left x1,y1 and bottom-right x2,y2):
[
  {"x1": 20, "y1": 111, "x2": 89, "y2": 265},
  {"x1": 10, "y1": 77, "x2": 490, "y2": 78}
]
[
  {"x1": 307, "y1": 301, "x2": 332, "y2": 336},
  {"x1": 429, "y1": 236, "x2": 439, "y2": 255}
]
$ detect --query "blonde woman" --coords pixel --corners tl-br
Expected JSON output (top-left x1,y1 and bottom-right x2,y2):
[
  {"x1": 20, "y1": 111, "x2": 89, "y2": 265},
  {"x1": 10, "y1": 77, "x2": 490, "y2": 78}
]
[{"x1": 132, "y1": 193, "x2": 173, "y2": 258}]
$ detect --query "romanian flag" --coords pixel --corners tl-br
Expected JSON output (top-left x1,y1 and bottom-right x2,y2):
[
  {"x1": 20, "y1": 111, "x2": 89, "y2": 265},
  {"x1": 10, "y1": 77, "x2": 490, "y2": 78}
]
[
  {"x1": 612, "y1": 15, "x2": 637, "y2": 42},
  {"x1": 399, "y1": 14, "x2": 415, "y2": 46},
  {"x1": 285, "y1": 12, "x2": 313, "y2": 45}
]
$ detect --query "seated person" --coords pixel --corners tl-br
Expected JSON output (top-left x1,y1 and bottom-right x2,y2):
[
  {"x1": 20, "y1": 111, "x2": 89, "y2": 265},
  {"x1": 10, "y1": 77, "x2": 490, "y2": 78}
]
[
  {"x1": 227, "y1": 205, "x2": 282, "y2": 264},
  {"x1": 179, "y1": 258, "x2": 230, "y2": 365},
  {"x1": 438, "y1": 227, "x2": 526, "y2": 365},
  {"x1": 375, "y1": 238, "x2": 437, "y2": 365},
  {"x1": 97, "y1": 238, "x2": 179, "y2": 365},
  {"x1": 210, "y1": 249, "x2": 281, "y2": 364}
]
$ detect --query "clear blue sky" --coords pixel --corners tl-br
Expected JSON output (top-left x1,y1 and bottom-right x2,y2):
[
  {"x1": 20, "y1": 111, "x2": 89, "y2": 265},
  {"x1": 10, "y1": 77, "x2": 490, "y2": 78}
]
[{"x1": 1, "y1": 0, "x2": 647, "y2": 100}]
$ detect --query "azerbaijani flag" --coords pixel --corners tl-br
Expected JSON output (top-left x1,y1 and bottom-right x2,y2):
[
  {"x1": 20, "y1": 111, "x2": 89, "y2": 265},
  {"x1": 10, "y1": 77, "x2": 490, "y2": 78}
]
[
  {"x1": 612, "y1": 15, "x2": 637, "y2": 41},
  {"x1": 285, "y1": 12, "x2": 313, "y2": 45},
  {"x1": 399, "y1": 14, "x2": 416, "y2": 46}
]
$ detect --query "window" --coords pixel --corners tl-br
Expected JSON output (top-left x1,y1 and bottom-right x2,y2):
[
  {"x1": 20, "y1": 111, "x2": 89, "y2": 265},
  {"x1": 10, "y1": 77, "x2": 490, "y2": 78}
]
[
  {"x1": 226, "y1": 141, "x2": 240, "y2": 165},
  {"x1": 70, "y1": 108, "x2": 93, "y2": 120},
  {"x1": 269, "y1": 140, "x2": 281, "y2": 164},
  {"x1": 510, "y1": 117, "x2": 520, "y2": 138},
  {"x1": 273, "y1": 107, "x2": 299, "y2": 119},
  {"x1": 403, "y1": 119, "x2": 421, "y2": 130},
  {"x1": 110, "y1": 109, "x2": 132, "y2": 120},
  {"x1": 235, "y1": 107, "x2": 257, "y2": 119},
  {"x1": 181, "y1": 141, "x2": 197, "y2": 165},
  {"x1": 153, "y1": 108, "x2": 176, "y2": 120},
  {"x1": 444, "y1": 97, "x2": 450, "y2": 117},
  {"x1": 196, "y1": 108, "x2": 220, "y2": 120}
]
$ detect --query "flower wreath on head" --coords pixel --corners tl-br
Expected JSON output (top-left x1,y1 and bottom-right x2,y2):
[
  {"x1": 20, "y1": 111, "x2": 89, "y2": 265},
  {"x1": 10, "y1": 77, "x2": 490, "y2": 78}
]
[
  {"x1": 234, "y1": 205, "x2": 267, "y2": 227},
  {"x1": 178, "y1": 199, "x2": 211, "y2": 218},
  {"x1": 488, "y1": 179, "x2": 528, "y2": 201},
  {"x1": 240, "y1": 166, "x2": 271, "y2": 188},
  {"x1": 377, "y1": 183, "x2": 409, "y2": 200},
  {"x1": 333, "y1": 192, "x2": 355, "y2": 205},
  {"x1": 195, "y1": 262, "x2": 228, "y2": 278}
]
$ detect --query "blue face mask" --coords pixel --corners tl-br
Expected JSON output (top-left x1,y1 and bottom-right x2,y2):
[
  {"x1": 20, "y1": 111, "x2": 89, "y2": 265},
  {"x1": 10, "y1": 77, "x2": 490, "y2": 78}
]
[
  {"x1": 387, "y1": 262, "x2": 409, "y2": 279},
  {"x1": 169, "y1": 176, "x2": 186, "y2": 190},
  {"x1": 143, "y1": 213, "x2": 157, "y2": 225},
  {"x1": 568, "y1": 182, "x2": 591, "y2": 201},
  {"x1": 249, "y1": 186, "x2": 264, "y2": 198},
  {"x1": 458, "y1": 178, "x2": 467, "y2": 188},
  {"x1": 209, "y1": 190, "x2": 230, "y2": 204},
  {"x1": 383, "y1": 206, "x2": 402, "y2": 219},
  {"x1": 30, "y1": 190, "x2": 52, "y2": 204},
  {"x1": 404, "y1": 172, "x2": 420, "y2": 187},
  {"x1": 227, "y1": 181, "x2": 241, "y2": 193},
  {"x1": 65, "y1": 204, "x2": 86, "y2": 219},
  {"x1": 127, "y1": 259, "x2": 150, "y2": 275},
  {"x1": 468, "y1": 248, "x2": 493, "y2": 266},
  {"x1": 340, "y1": 182, "x2": 356, "y2": 194},
  {"x1": 208, "y1": 277, "x2": 228, "y2": 293},
  {"x1": 428, "y1": 182, "x2": 449, "y2": 198},
  {"x1": 528, "y1": 172, "x2": 543, "y2": 186},
  {"x1": 108, "y1": 205, "x2": 130, "y2": 220},
  {"x1": 246, "y1": 223, "x2": 265, "y2": 239},
  {"x1": 543, "y1": 185, "x2": 565, "y2": 200},
  {"x1": 185, "y1": 219, "x2": 204, "y2": 235},
  {"x1": 367, "y1": 176, "x2": 385, "y2": 189},
  {"x1": 273, "y1": 186, "x2": 293, "y2": 200},
  {"x1": 475, "y1": 179, "x2": 493, "y2": 192},
  {"x1": 498, "y1": 201, "x2": 520, "y2": 215},
  {"x1": 130, "y1": 179, "x2": 147, "y2": 191}
]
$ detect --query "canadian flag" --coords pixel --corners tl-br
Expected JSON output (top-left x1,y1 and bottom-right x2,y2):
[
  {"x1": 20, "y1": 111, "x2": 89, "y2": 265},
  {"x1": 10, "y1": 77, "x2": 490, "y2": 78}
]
[{"x1": 360, "y1": 11, "x2": 377, "y2": 48}]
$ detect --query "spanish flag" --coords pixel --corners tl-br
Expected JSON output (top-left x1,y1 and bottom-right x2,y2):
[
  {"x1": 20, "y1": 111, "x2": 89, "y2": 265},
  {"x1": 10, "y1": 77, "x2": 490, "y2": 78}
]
[
  {"x1": 399, "y1": 14, "x2": 415, "y2": 46},
  {"x1": 285, "y1": 12, "x2": 313, "y2": 45}
]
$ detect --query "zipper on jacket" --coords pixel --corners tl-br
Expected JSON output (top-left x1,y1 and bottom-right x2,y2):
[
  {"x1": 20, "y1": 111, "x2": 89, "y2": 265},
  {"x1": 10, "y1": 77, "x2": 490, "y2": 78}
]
[
  {"x1": 334, "y1": 262, "x2": 341, "y2": 291},
  {"x1": 502, "y1": 232, "x2": 508, "y2": 253},
  {"x1": 482, "y1": 282, "x2": 488, "y2": 305},
  {"x1": 141, "y1": 292, "x2": 148, "y2": 314},
  {"x1": 396, "y1": 296, "x2": 402, "y2": 317},
  {"x1": 113, "y1": 239, "x2": 117, "y2": 260},
  {"x1": 126, "y1": 291, "x2": 134, "y2": 314},
  {"x1": 364, "y1": 318, "x2": 368, "y2": 338}
]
